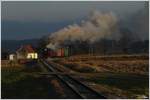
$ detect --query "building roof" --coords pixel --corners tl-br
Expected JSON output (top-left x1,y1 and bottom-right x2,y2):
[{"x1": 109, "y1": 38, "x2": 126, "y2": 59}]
[
  {"x1": 24, "y1": 45, "x2": 35, "y2": 53},
  {"x1": 16, "y1": 45, "x2": 35, "y2": 53}
]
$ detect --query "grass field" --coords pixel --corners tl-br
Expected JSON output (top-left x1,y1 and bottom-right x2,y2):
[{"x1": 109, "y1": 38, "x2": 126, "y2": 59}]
[
  {"x1": 2, "y1": 55, "x2": 149, "y2": 99},
  {"x1": 1, "y1": 61, "x2": 60, "y2": 99},
  {"x1": 53, "y1": 55, "x2": 149, "y2": 98},
  {"x1": 55, "y1": 55, "x2": 149, "y2": 75},
  {"x1": 79, "y1": 73, "x2": 149, "y2": 98}
]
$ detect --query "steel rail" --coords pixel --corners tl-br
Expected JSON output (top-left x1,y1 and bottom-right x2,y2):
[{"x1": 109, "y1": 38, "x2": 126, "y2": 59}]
[{"x1": 40, "y1": 59, "x2": 106, "y2": 99}]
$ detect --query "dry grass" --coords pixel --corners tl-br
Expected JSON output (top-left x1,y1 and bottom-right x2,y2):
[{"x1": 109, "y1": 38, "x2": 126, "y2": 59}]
[
  {"x1": 59, "y1": 61, "x2": 97, "y2": 73},
  {"x1": 88, "y1": 83, "x2": 136, "y2": 99},
  {"x1": 83, "y1": 60, "x2": 149, "y2": 74},
  {"x1": 54, "y1": 55, "x2": 149, "y2": 99},
  {"x1": 1, "y1": 60, "x2": 22, "y2": 67},
  {"x1": 65, "y1": 54, "x2": 149, "y2": 61},
  {"x1": 76, "y1": 73, "x2": 149, "y2": 99},
  {"x1": 57, "y1": 55, "x2": 149, "y2": 75},
  {"x1": 50, "y1": 79, "x2": 65, "y2": 97}
]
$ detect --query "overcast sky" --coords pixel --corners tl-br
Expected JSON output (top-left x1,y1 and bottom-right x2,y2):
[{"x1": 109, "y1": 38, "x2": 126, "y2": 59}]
[{"x1": 2, "y1": 1, "x2": 147, "y2": 40}]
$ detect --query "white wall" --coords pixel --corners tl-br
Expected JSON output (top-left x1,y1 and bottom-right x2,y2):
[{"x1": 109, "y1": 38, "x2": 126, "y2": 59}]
[{"x1": 9, "y1": 54, "x2": 16, "y2": 60}]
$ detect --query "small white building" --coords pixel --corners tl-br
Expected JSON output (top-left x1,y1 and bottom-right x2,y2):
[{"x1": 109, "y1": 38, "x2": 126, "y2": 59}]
[{"x1": 9, "y1": 54, "x2": 17, "y2": 61}]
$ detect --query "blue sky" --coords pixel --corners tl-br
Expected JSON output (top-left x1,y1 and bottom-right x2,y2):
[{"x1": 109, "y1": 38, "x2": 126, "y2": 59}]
[{"x1": 2, "y1": 1, "x2": 147, "y2": 40}]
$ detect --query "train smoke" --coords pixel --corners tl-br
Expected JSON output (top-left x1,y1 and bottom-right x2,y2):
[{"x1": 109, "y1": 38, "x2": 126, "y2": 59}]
[{"x1": 47, "y1": 11, "x2": 118, "y2": 50}]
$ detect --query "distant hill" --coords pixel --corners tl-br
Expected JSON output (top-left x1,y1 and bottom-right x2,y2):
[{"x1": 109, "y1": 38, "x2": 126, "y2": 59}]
[{"x1": 2, "y1": 39, "x2": 39, "y2": 53}]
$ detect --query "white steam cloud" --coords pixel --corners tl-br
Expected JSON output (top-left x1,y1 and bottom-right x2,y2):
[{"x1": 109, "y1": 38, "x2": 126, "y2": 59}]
[{"x1": 47, "y1": 11, "x2": 118, "y2": 50}]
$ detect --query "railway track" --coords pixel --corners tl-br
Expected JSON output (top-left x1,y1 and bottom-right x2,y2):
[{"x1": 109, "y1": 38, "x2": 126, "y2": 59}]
[{"x1": 40, "y1": 59, "x2": 106, "y2": 99}]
